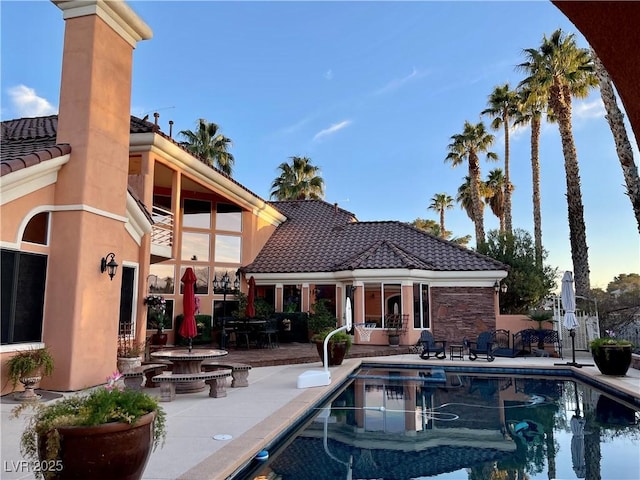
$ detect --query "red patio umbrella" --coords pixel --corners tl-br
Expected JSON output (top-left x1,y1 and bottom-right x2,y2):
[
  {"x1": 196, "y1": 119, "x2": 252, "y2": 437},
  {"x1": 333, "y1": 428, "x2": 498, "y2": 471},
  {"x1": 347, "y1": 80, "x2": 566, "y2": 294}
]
[
  {"x1": 179, "y1": 267, "x2": 198, "y2": 352},
  {"x1": 246, "y1": 276, "x2": 256, "y2": 318}
]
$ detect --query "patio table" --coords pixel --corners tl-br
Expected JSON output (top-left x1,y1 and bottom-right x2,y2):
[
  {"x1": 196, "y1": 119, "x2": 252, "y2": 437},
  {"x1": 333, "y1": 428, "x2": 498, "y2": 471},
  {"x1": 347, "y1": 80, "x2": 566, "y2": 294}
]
[{"x1": 151, "y1": 348, "x2": 228, "y2": 393}]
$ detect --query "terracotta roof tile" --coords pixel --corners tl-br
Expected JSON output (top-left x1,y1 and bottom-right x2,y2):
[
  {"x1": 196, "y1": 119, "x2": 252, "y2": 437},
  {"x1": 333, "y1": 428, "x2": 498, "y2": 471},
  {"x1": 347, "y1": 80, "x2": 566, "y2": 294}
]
[{"x1": 244, "y1": 200, "x2": 507, "y2": 274}]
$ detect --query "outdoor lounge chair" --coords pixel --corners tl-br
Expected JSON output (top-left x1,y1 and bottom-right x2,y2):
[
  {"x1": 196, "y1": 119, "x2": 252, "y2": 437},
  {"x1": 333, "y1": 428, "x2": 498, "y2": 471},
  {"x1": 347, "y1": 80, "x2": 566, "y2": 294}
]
[
  {"x1": 465, "y1": 332, "x2": 495, "y2": 362},
  {"x1": 418, "y1": 331, "x2": 446, "y2": 360}
]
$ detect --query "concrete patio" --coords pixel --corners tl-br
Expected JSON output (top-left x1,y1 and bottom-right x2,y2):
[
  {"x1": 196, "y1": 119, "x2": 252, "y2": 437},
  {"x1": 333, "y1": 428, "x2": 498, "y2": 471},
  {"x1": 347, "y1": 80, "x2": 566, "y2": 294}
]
[{"x1": 1, "y1": 348, "x2": 638, "y2": 480}]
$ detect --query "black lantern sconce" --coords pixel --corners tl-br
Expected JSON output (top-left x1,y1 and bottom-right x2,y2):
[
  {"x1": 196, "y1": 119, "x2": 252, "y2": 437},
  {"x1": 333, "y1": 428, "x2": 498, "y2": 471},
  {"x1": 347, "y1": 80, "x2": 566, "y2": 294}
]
[
  {"x1": 494, "y1": 280, "x2": 508, "y2": 294},
  {"x1": 101, "y1": 252, "x2": 118, "y2": 281}
]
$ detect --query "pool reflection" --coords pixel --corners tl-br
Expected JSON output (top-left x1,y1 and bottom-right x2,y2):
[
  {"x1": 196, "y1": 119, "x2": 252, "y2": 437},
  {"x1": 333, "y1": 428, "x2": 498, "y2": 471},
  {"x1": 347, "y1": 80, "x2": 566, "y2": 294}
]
[{"x1": 247, "y1": 368, "x2": 639, "y2": 480}]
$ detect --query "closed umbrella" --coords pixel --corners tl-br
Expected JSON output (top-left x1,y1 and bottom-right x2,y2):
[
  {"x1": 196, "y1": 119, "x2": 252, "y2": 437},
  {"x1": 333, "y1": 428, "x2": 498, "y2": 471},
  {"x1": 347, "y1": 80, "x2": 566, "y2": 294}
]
[
  {"x1": 570, "y1": 414, "x2": 587, "y2": 478},
  {"x1": 246, "y1": 276, "x2": 256, "y2": 318},
  {"x1": 561, "y1": 271, "x2": 580, "y2": 367},
  {"x1": 179, "y1": 267, "x2": 198, "y2": 352}
]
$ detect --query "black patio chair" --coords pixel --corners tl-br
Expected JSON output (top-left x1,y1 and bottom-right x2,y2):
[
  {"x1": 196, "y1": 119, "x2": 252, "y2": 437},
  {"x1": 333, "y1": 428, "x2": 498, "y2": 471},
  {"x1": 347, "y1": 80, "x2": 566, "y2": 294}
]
[
  {"x1": 258, "y1": 319, "x2": 279, "y2": 349},
  {"x1": 465, "y1": 332, "x2": 495, "y2": 362},
  {"x1": 418, "y1": 330, "x2": 446, "y2": 360}
]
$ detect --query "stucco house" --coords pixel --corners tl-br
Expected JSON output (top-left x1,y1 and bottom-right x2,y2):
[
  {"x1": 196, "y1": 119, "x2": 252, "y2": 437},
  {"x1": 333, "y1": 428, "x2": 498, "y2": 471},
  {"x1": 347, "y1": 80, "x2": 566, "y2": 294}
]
[{"x1": 1, "y1": 0, "x2": 511, "y2": 394}]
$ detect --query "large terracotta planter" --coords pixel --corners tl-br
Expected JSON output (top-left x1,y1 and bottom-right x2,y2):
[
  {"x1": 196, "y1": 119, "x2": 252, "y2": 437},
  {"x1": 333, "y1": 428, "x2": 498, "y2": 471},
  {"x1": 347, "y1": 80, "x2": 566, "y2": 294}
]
[
  {"x1": 117, "y1": 357, "x2": 142, "y2": 374},
  {"x1": 38, "y1": 412, "x2": 156, "y2": 480},
  {"x1": 592, "y1": 345, "x2": 632, "y2": 376},
  {"x1": 315, "y1": 341, "x2": 349, "y2": 366}
]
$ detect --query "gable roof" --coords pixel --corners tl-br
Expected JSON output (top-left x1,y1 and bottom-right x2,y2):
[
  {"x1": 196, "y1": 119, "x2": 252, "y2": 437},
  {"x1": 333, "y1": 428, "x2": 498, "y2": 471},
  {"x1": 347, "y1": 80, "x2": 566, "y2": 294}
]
[
  {"x1": 1, "y1": 115, "x2": 71, "y2": 176},
  {"x1": 243, "y1": 200, "x2": 506, "y2": 274}
]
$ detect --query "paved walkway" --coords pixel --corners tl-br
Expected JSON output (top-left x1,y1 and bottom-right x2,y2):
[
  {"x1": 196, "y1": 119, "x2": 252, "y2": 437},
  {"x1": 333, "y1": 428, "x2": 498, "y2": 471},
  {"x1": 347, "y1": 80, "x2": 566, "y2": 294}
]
[{"x1": 1, "y1": 347, "x2": 638, "y2": 480}]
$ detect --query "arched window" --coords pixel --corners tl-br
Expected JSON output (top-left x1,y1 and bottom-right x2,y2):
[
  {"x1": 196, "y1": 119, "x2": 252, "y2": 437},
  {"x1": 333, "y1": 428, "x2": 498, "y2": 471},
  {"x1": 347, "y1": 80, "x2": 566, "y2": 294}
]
[{"x1": 22, "y1": 212, "x2": 49, "y2": 245}]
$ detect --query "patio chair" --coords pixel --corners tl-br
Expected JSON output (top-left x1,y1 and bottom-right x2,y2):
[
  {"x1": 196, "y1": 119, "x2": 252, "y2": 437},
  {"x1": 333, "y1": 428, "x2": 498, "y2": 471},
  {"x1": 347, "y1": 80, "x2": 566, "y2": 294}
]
[
  {"x1": 258, "y1": 319, "x2": 279, "y2": 349},
  {"x1": 418, "y1": 330, "x2": 446, "y2": 360},
  {"x1": 465, "y1": 332, "x2": 495, "y2": 362}
]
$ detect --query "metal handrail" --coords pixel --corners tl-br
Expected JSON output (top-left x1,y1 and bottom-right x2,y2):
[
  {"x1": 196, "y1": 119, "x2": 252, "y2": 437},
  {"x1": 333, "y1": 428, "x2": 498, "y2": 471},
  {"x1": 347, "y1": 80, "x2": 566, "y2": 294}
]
[{"x1": 151, "y1": 205, "x2": 173, "y2": 248}]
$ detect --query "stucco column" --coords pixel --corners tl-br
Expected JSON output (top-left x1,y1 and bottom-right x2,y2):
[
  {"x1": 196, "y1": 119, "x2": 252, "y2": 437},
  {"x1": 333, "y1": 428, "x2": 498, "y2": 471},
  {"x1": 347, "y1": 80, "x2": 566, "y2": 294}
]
[{"x1": 43, "y1": 1, "x2": 151, "y2": 390}]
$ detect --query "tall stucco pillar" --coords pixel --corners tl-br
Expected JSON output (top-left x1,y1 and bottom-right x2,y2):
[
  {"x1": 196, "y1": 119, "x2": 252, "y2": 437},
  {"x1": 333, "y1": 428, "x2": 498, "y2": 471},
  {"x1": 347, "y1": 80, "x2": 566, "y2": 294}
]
[{"x1": 43, "y1": 1, "x2": 151, "y2": 390}]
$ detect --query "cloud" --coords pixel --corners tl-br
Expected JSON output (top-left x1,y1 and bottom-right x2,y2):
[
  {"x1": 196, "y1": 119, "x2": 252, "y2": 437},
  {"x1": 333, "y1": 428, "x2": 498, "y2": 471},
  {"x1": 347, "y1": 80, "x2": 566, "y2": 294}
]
[
  {"x1": 7, "y1": 85, "x2": 56, "y2": 117},
  {"x1": 372, "y1": 67, "x2": 429, "y2": 96},
  {"x1": 324, "y1": 69, "x2": 333, "y2": 80},
  {"x1": 313, "y1": 119, "x2": 352, "y2": 141},
  {"x1": 574, "y1": 98, "x2": 605, "y2": 121}
]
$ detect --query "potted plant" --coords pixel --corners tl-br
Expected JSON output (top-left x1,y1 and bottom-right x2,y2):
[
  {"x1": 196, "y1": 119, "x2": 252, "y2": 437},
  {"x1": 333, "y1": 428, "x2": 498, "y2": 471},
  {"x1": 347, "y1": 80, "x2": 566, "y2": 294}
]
[
  {"x1": 144, "y1": 295, "x2": 168, "y2": 346},
  {"x1": 385, "y1": 314, "x2": 406, "y2": 347},
  {"x1": 14, "y1": 372, "x2": 166, "y2": 480},
  {"x1": 307, "y1": 299, "x2": 337, "y2": 340},
  {"x1": 6, "y1": 348, "x2": 55, "y2": 401},
  {"x1": 590, "y1": 332, "x2": 634, "y2": 376},
  {"x1": 117, "y1": 329, "x2": 144, "y2": 373},
  {"x1": 311, "y1": 328, "x2": 352, "y2": 366}
]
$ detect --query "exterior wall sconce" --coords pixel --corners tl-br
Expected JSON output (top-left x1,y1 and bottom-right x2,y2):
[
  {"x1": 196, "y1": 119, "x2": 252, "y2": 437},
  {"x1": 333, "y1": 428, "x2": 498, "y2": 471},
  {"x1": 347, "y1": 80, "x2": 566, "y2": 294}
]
[
  {"x1": 494, "y1": 280, "x2": 507, "y2": 294},
  {"x1": 101, "y1": 252, "x2": 118, "y2": 281}
]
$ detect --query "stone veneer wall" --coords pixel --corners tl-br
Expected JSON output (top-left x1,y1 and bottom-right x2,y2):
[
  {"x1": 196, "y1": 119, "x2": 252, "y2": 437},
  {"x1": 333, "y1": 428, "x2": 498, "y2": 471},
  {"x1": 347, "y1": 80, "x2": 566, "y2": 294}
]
[{"x1": 430, "y1": 286, "x2": 496, "y2": 344}]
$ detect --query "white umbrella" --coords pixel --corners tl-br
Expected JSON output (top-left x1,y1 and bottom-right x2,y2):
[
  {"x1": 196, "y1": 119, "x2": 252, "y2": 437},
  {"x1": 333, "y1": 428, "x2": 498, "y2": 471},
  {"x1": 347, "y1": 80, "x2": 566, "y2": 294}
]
[
  {"x1": 561, "y1": 271, "x2": 578, "y2": 330},
  {"x1": 345, "y1": 297, "x2": 353, "y2": 331},
  {"x1": 570, "y1": 415, "x2": 587, "y2": 478}
]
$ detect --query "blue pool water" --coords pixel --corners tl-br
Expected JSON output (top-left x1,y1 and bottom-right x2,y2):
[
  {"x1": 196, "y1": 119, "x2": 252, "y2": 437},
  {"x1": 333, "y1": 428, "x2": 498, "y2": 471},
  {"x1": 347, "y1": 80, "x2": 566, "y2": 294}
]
[{"x1": 239, "y1": 366, "x2": 639, "y2": 480}]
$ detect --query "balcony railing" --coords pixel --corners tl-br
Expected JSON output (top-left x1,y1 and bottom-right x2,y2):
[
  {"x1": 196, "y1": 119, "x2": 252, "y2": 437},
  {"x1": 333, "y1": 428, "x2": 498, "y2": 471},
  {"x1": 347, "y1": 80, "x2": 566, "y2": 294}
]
[{"x1": 151, "y1": 205, "x2": 173, "y2": 250}]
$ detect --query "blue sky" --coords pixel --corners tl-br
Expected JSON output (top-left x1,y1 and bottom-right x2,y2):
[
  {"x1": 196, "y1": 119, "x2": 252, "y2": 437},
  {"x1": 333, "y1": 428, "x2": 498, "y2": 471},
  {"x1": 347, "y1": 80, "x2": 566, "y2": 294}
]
[{"x1": 2, "y1": 0, "x2": 638, "y2": 291}]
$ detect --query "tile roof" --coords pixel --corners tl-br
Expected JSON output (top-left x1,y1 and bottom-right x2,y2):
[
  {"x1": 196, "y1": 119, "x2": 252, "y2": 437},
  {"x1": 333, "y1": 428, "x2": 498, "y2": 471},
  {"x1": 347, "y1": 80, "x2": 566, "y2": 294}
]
[
  {"x1": 244, "y1": 200, "x2": 507, "y2": 273},
  {"x1": 1, "y1": 116, "x2": 71, "y2": 176}
]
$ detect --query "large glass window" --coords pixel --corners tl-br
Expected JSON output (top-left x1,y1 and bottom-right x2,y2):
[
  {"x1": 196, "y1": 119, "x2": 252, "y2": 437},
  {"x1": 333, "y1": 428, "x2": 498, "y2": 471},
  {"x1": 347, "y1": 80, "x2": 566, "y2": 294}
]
[
  {"x1": 413, "y1": 283, "x2": 430, "y2": 329},
  {"x1": 363, "y1": 283, "x2": 402, "y2": 328},
  {"x1": 216, "y1": 203, "x2": 242, "y2": 232},
  {"x1": 183, "y1": 199, "x2": 211, "y2": 229},
  {"x1": 283, "y1": 285, "x2": 301, "y2": 313},
  {"x1": 148, "y1": 264, "x2": 175, "y2": 294},
  {"x1": 1, "y1": 250, "x2": 47, "y2": 345},
  {"x1": 214, "y1": 235, "x2": 241, "y2": 263},
  {"x1": 179, "y1": 266, "x2": 209, "y2": 295},
  {"x1": 313, "y1": 284, "x2": 336, "y2": 316},
  {"x1": 181, "y1": 232, "x2": 210, "y2": 262}
]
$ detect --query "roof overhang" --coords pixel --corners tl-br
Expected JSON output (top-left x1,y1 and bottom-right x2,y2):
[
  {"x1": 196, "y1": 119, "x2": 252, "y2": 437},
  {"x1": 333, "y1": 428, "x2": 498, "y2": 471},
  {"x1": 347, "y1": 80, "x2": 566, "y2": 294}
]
[
  {"x1": 0, "y1": 154, "x2": 70, "y2": 205},
  {"x1": 125, "y1": 191, "x2": 152, "y2": 245},
  {"x1": 129, "y1": 132, "x2": 286, "y2": 226}
]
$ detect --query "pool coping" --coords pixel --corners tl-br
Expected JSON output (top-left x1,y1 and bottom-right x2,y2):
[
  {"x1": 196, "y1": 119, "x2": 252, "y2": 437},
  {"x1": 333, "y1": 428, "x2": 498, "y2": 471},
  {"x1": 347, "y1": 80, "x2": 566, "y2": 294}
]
[{"x1": 179, "y1": 354, "x2": 640, "y2": 480}]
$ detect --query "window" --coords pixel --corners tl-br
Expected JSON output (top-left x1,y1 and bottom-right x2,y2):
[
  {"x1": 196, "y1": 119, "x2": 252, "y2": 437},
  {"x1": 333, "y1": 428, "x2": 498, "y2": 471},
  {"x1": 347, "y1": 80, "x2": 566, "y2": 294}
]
[
  {"x1": 118, "y1": 266, "x2": 136, "y2": 332},
  {"x1": 183, "y1": 199, "x2": 211, "y2": 229},
  {"x1": 22, "y1": 212, "x2": 49, "y2": 245},
  {"x1": 413, "y1": 283, "x2": 430, "y2": 329},
  {"x1": 1, "y1": 250, "x2": 47, "y2": 345},
  {"x1": 214, "y1": 235, "x2": 241, "y2": 263},
  {"x1": 283, "y1": 285, "x2": 301, "y2": 313},
  {"x1": 313, "y1": 284, "x2": 336, "y2": 316},
  {"x1": 179, "y1": 266, "x2": 209, "y2": 295},
  {"x1": 148, "y1": 264, "x2": 175, "y2": 294},
  {"x1": 181, "y1": 232, "x2": 210, "y2": 262},
  {"x1": 216, "y1": 203, "x2": 242, "y2": 232},
  {"x1": 363, "y1": 283, "x2": 402, "y2": 328}
]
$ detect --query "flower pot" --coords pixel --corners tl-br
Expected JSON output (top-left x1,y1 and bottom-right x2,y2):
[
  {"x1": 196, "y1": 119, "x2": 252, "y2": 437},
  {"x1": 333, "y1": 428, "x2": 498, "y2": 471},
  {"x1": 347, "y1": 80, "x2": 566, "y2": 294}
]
[
  {"x1": 117, "y1": 357, "x2": 142, "y2": 374},
  {"x1": 38, "y1": 412, "x2": 156, "y2": 480},
  {"x1": 388, "y1": 334, "x2": 400, "y2": 347},
  {"x1": 315, "y1": 341, "x2": 348, "y2": 366},
  {"x1": 592, "y1": 344, "x2": 632, "y2": 376},
  {"x1": 150, "y1": 332, "x2": 168, "y2": 346},
  {"x1": 16, "y1": 373, "x2": 42, "y2": 402}
]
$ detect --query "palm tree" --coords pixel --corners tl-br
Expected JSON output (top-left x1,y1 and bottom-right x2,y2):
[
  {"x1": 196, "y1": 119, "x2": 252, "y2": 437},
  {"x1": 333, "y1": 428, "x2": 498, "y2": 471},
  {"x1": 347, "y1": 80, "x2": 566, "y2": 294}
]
[
  {"x1": 179, "y1": 119, "x2": 235, "y2": 175},
  {"x1": 428, "y1": 193, "x2": 454, "y2": 238},
  {"x1": 481, "y1": 84, "x2": 520, "y2": 234},
  {"x1": 484, "y1": 168, "x2": 506, "y2": 232},
  {"x1": 514, "y1": 86, "x2": 553, "y2": 267},
  {"x1": 445, "y1": 121, "x2": 498, "y2": 247},
  {"x1": 270, "y1": 156, "x2": 325, "y2": 200},
  {"x1": 519, "y1": 29, "x2": 598, "y2": 296},
  {"x1": 591, "y1": 47, "x2": 640, "y2": 234}
]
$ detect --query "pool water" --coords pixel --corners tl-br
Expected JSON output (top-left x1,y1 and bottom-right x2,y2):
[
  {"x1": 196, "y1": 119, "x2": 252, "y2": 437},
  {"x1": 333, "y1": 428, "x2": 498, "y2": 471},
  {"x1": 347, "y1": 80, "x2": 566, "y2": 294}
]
[{"x1": 241, "y1": 367, "x2": 639, "y2": 480}]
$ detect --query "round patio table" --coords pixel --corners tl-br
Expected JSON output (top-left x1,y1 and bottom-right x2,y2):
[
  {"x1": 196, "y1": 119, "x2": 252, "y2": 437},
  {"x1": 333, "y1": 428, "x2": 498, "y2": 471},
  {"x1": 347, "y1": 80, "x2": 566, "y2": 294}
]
[{"x1": 151, "y1": 348, "x2": 228, "y2": 393}]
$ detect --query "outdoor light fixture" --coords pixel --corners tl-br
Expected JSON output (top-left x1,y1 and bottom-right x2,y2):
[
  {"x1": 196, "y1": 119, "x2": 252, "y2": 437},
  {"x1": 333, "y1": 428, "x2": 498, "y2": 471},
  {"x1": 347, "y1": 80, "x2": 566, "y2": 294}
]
[
  {"x1": 100, "y1": 252, "x2": 118, "y2": 281},
  {"x1": 494, "y1": 281, "x2": 508, "y2": 294}
]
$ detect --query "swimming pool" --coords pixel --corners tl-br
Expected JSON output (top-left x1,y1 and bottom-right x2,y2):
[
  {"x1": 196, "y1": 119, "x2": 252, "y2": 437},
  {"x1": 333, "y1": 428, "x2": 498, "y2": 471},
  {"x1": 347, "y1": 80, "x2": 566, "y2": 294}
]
[{"x1": 236, "y1": 366, "x2": 639, "y2": 480}]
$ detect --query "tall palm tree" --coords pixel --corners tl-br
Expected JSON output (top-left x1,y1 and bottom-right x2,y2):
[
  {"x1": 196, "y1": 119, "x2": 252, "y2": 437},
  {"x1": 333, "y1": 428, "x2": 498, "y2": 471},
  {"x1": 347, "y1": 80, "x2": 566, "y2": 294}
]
[
  {"x1": 481, "y1": 83, "x2": 520, "y2": 234},
  {"x1": 514, "y1": 86, "x2": 553, "y2": 267},
  {"x1": 591, "y1": 47, "x2": 640, "y2": 234},
  {"x1": 270, "y1": 156, "x2": 325, "y2": 200},
  {"x1": 179, "y1": 119, "x2": 235, "y2": 175},
  {"x1": 428, "y1": 193, "x2": 454, "y2": 238},
  {"x1": 519, "y1": 29, "x2": 598, "y2": 296},
  {"x1": 484, "y1": 168, "x2": 506, "y2": 232},
  {"x1": 445, "y1": 121, "x2": 498, "y2": 247}
]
